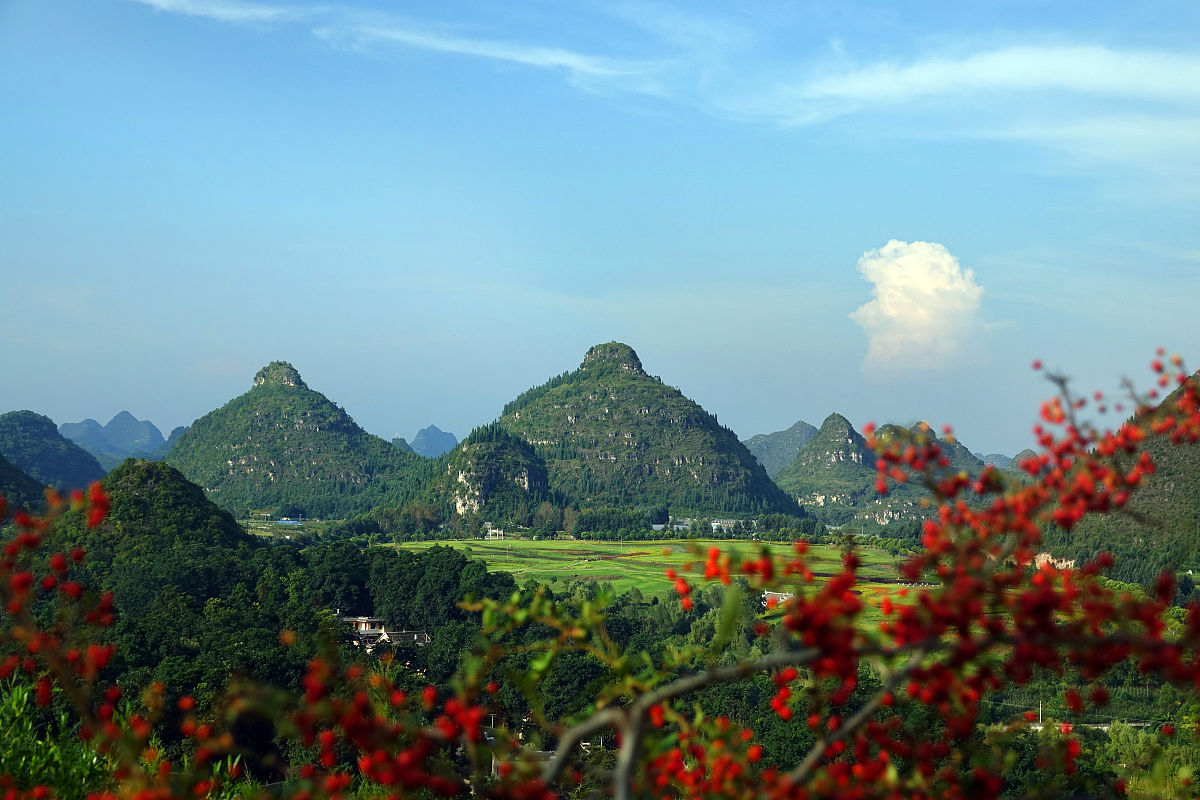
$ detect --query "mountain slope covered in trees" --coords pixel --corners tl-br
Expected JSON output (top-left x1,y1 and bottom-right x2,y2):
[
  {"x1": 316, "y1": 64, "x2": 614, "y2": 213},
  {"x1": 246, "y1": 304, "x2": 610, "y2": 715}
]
[
  {"x1": 0, "y1": 410, "x2": 106, "y2": 491},
  {"x1": 1043, "y1": 375, "x2": 1200, "y2": 587},
  {"x1": 0, "y1": 452, "x2": 45, "y2": 512},
  {"x1": 496, "y1": 342, "x2": 800, "y2": 515},
  {"x1": 776, "y1": 414, "x2": 986, "y2": 526},
  {"x1": 165, "y1": 361, "x2": 432, "y2": 518}
]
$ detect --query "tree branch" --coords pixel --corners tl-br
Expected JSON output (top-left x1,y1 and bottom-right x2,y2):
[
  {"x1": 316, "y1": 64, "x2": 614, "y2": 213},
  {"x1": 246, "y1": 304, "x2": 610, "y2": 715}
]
[{"x1": 785, "y1": 645, "x2": 929, "y2": 785}]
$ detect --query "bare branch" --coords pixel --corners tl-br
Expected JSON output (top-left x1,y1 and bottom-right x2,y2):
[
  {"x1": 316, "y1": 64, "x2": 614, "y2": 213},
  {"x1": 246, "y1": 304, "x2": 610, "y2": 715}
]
[{"x1": 540, "y1": 705, "x2": 625, "y2": 786}]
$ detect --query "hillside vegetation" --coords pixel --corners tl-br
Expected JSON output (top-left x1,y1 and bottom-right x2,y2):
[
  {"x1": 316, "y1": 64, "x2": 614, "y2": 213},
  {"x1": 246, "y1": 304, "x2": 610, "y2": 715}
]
[
  {"x1": 775, "y1": 414, "x2": 985, "y2": 526},
  {"x1": 0, "y1": 410, "x2": 106, "y2": 491},
  {"x1": 1044, "y1": 374, "x2": 1200, "y2": 587},
  {"x1": 0, "y1": 452, "x2": 45, "y2": 512},
  {"x1": 497, "y1": 342, "x2": 800, "y2": 516},
  {"x1": 165, "y1": 362, "x2": 432, "y2": 518}
]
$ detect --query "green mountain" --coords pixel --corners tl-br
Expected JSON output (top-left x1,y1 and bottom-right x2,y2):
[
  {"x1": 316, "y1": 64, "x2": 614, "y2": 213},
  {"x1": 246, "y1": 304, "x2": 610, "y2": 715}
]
[
  {"x1": 496, "y1": 342, "x2": 800, "y2": 515},
  {"x1": 435, "y1": 422, "x2": 551, "y2": 521},
  {"x1": 0, "y1": 452, "x2": 46, "y2": 514},
  {"x1": 774, "y1": 413, "x2": 883, "y2": 525},
  {"x1": 775, "y1": 414, "x2": 985, "y2": 527},
  {"x1": 411, "y1": 425, "x2": 459, "y2": 458},
  {"x1": 743, "y1": 420, "x2": 818, "y2": 478},
  {"x1": 0, "y1": 410, "x2": 106, "y2": 491},
  {"x1": 165, "y1": 361, "x2": 431, "y2": 518},
  {"x1": 49, "y1": 459, "x2": 258, "y2": 597}
]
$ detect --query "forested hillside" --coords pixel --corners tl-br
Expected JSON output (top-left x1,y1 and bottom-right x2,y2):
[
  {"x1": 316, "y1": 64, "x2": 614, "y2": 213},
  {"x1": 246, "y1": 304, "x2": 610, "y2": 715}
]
[
  {"x1": 165, "y1": 362, "x2": 432, "y2": 518},
  {"x1": 36, "y1": 460, "x2": 523, "y2": 749},
  {"x1": 497, "y1": 342, "x2": 800, "y2": 515},
  {"x1": 0, "y1": 452, "x2": 45, "y2": 512},
  {"x1": 1043, "y1": 374, "x2": 1200, "y2": 587},
  {"x1": 775, "y1": 414, "x2": 985, "y2": 526},
  {"x1": 0, "y1": 410, "x2": 106, "y2": 491}
]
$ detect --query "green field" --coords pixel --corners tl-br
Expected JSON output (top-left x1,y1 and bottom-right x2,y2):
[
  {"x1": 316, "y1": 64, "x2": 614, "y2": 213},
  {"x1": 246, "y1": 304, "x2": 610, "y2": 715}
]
[{"x1": 394, "y1": 538, "x2": 907, "y2": 603}]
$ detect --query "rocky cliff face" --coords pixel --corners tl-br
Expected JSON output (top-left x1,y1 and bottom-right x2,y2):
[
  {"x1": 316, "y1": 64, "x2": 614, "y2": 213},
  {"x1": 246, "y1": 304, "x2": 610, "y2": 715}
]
[
  {"x1": 253, "y1": 361, "x2": 306, "y2": 389},
  {"x1": 427, "y1": 423, "x2": 551, "y2": 520}
]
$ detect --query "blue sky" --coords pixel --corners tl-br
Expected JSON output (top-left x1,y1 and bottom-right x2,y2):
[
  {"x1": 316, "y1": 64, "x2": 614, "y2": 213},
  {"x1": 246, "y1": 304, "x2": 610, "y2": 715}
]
[{"x1": 2, "y1": 0, "x2": 1198, "y2": 456}]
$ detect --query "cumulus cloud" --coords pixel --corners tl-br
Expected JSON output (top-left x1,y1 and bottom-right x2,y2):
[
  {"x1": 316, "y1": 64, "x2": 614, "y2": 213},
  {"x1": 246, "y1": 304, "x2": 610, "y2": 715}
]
[{"x1": 849, "y1": 240, "x2": 983, "y2": 372}]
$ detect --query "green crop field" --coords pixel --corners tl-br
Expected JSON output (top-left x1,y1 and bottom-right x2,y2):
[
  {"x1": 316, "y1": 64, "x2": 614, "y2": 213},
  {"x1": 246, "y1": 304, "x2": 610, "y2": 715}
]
[{"x1": 394, "y1": 538, "x2": 910, "y2": 606}]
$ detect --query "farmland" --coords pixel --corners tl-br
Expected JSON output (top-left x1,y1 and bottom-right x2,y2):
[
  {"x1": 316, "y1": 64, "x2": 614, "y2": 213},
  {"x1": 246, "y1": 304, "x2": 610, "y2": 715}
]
[{"x1": 394, "y1": 537, "x2": 909, "y2": 603}]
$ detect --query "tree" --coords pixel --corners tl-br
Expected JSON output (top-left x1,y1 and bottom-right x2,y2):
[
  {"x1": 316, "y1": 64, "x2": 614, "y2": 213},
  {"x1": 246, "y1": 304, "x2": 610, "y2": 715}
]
[{"x1": 2, "y1": 354, "x2": 1200, "y2": 799}]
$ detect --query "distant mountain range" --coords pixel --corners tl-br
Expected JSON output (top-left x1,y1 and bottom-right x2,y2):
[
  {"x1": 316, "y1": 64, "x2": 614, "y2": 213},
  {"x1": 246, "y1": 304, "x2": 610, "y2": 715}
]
[
  {"x1": 973, "y1": 452, "x2": 1015, "y2": 469},
  {"x1": 411, "y1": 425, "x2": 458, "y2": 458},
  {"x1": 743, "y1": 420, "x2": 818, "y2": 478},
  {"x1": 8, "y1": 352, "x2": 1198, "y2": 601},
  {"x1": 5, "y1": 345, "x2": 1038, "y2": 531},
  {"x1": 772, "y1": 413, "x2": 989, "y2": 527},
  {"x1": 59, "y1": 411, "x2": 184, "y2": 469}
]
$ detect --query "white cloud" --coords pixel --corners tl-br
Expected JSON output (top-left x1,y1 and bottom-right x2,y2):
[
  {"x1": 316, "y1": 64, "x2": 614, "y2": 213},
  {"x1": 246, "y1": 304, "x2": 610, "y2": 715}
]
[
  {"x1": 792, "y1": 46, "x2": 1200, "y2": 111},
  {"x1": 122, "y1": 1, "x2": 1200, "y2": 177},
  {"x1": 849, "y1": 240, "x2": 983, "y2": 372},
  {"x1": 130, "y1": 0, "x2": 300, "y2": 23},
  {"x1": 315, "y1": 23, "x2": 666, "y2": 93},
  {"x1": 726, "y1": 44, "x2": 1200, "y2": 179}
]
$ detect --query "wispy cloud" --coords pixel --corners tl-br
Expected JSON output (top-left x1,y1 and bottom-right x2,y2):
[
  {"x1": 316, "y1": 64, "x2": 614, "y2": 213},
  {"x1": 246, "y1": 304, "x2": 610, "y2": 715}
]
[
  {"x1": 849, "y1": 240, "x2": 984, "y2": 373},
  {"x1": 124, "y1": 0, "x2": 1200, "y2": 175},
  {"x1": 724, "y1": 44, "x2": 1200, "y2": 179},
  {"x1": 132, "y1": 0, "x2": 668, "y2": 95},
  {"x1": 131, "y1": 0, "x2": 303, "y2": 23},
  {"x1": 314, "y1": 22, "x2": 667, "y2": 94},
  {"x1": 785, "y1": 46, "x2": 1200, "y2": 113}
]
